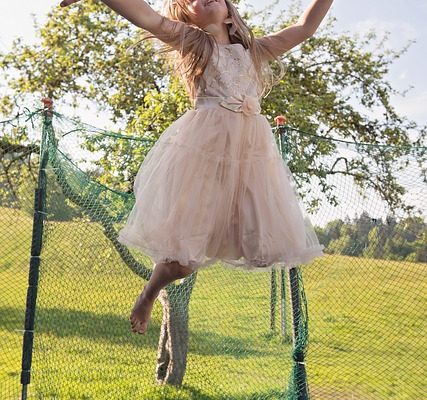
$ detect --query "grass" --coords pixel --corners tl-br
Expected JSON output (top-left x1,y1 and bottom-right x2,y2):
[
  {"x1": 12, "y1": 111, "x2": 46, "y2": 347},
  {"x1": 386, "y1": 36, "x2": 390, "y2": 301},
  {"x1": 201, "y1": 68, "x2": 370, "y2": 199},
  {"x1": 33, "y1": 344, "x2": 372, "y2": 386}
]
[{"x1": 1, "y1": 206, "x2": 426, "y2": 399}]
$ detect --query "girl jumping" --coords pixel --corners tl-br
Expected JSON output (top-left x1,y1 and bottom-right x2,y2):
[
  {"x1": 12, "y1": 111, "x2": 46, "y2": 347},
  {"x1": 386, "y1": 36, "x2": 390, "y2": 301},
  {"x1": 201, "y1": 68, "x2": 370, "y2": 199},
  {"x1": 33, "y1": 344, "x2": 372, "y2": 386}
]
[{"x1": 59, "y1": 0, "x2": 333, "y2": 334}]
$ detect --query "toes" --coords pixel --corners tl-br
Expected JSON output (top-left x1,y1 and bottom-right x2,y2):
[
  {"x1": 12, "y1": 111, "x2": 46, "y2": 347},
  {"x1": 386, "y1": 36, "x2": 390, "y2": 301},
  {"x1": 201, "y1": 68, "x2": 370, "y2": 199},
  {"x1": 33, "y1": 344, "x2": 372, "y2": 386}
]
[
  {"x1": 132, "y1": 322, "x2": 141, "y2": 331},
  {"x1": 137, "y1": 324, "x2": 147, "y2": 334},
  {"x1": 137, "y1": 322, "x2": 147, "y2": 333},
  {"x1": 130, "y1": 319, "x2": 147, "y2": 334}
]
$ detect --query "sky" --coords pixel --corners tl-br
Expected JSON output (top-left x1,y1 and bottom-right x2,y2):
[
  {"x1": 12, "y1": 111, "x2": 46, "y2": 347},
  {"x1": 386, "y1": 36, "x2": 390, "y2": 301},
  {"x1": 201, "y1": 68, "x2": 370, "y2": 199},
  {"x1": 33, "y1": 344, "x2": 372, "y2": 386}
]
[{"x1": 0, "y1": 1, "x2": 426, "y2": 227}]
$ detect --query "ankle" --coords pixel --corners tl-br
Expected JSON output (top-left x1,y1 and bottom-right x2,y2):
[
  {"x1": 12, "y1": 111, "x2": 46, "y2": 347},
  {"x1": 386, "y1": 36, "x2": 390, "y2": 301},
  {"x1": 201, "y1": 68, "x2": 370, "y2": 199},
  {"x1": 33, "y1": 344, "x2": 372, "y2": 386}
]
[{"x1": 143, "y1": 284, "x2": 159, "y2": 301}]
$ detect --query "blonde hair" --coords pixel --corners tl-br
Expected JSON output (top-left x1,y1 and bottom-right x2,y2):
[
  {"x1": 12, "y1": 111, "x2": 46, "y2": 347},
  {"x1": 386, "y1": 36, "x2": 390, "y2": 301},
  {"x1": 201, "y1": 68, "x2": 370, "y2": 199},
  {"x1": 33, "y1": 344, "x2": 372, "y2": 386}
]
[{"x1": 137, "y1": 0, "x2": 286, "y2": 102}]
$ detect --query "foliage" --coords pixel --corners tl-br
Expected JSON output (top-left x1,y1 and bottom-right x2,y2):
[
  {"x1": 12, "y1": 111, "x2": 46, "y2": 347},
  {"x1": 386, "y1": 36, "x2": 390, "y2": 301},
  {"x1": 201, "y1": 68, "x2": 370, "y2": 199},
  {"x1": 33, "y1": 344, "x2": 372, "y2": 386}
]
[
  {"x1": 320, "y1": 211, "x2": 427, "y2": 262},
  {"x1": 0, "y1": 0, "x2": 426, "y2": 211}
]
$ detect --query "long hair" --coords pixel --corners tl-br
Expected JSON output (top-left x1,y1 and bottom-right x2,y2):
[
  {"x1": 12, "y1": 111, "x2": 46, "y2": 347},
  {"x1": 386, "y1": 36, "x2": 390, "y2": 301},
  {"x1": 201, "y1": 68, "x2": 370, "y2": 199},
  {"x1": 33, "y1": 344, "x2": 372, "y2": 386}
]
[{"x1": 136, "y1": 0, "x2": 286, "y2": 101}]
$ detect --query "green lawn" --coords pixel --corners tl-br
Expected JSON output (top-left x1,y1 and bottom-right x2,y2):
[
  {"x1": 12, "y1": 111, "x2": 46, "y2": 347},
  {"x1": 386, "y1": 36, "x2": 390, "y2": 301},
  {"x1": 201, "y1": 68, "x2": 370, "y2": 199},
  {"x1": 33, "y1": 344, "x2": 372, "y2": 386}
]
[{"x1": 1, "y1": 206, "x2": 426, "y2": 399}]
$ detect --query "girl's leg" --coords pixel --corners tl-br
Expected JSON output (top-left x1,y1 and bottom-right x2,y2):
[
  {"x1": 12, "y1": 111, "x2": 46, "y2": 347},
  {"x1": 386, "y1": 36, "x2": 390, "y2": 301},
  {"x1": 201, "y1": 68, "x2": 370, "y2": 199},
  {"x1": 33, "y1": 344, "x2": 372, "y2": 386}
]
[
  {"x1": 145, "y1": 261, "x2": 194, "y2": 299},
  {"x1": 130, "y1": 261, "x2": 194, "y2": 334}
]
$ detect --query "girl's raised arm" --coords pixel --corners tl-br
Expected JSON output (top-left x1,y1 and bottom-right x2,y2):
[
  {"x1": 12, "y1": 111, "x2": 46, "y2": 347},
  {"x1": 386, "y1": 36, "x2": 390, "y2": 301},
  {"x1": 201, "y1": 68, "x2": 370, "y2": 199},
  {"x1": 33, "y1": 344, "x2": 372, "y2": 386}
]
[
  {"x1": 60, "y1": 0, "x2": 185, "y2": 49},
  {"x1": 257, "y1": 0, "x2": 334, "y2": 59}
]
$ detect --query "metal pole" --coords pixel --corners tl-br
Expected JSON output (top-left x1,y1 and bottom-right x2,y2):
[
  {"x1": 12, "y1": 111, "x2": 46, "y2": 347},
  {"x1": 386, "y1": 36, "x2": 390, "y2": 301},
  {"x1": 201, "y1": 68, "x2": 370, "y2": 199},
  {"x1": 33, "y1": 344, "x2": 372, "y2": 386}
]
[
  {"x1": 275, "y1": 118, "x2": 289, "y2": 340},
  {"x1": 280, "y1": 269, "x2": 287, "y2": 338},
  {"x1": 275, "y1": 118, "x2": 309, "y2": 399},
  {"x1": 275, "y1": 117, "x2": 287, "y2": 339},
  {"x1": 288, "y1": 268, "x2": 309, "y2": 399},
  {"x1": 20, "y1": 98, "x2": 53, "y2": 399},
  {"x1": 270, "y1": 269, "x2": 277, "y2": 331}
]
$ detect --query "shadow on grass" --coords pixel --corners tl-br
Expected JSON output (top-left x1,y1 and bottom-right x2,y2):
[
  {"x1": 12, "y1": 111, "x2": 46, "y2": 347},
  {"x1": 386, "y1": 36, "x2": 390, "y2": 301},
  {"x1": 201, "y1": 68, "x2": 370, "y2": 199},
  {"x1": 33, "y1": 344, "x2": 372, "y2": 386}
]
[
  {"x1": 34, "y1": 385, "x2": 288, "y2": 400},
  {"x1": 0, "y1": 306, "x2": 269, "y2": 359},
  {"x1": 166, "y1": 384, "x2": 287, "y2": 400},
  {"x1": 0, "y1": 306, "x2": 25, "y2": 331}
]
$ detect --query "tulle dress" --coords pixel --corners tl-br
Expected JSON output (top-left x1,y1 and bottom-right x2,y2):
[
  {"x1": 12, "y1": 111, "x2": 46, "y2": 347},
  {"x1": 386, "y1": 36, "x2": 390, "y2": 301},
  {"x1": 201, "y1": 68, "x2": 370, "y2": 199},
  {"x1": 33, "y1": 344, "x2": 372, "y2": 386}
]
[{"x1": 117, "y1": 42, "x2": 325, "y2": 272}]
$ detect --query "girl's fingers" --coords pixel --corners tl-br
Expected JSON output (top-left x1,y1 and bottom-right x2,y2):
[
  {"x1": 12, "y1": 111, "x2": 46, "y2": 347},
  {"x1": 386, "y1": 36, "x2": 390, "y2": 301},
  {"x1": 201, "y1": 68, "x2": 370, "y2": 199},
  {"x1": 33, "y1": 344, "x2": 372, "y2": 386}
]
[{"x1": 60, "y1": 0, "x2": 82, "y2": 7}]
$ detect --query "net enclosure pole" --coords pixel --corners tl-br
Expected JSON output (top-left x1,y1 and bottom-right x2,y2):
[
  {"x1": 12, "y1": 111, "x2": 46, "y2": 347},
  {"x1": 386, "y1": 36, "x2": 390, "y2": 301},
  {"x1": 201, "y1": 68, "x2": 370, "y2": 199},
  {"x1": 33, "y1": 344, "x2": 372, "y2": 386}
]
[
  {"x1": 20, "y1": 98, "x2": 53, "y2": 400},
  {"x1": 280, "y1": 269, "x2": 288, "y2": 338},
  {"x1": 288, "y1": 268, "x2": 309, "y2": 399},
  {"x1": 275, "y1": 116, "x2": 290, "y2": 340},
  {"x1": 275, "y1": 116, "x2": 310, "y2": 400},
  {"x1": 270, "y1": 269, "x2": 277, "y2": 331}
]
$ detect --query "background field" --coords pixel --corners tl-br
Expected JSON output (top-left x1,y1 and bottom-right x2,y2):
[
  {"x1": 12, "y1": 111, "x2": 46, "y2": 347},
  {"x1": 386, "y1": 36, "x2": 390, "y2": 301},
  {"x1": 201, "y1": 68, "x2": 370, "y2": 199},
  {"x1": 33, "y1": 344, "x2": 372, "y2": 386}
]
[{"x1": 1, "y1": 206, "x2": 426, "y2": 399}]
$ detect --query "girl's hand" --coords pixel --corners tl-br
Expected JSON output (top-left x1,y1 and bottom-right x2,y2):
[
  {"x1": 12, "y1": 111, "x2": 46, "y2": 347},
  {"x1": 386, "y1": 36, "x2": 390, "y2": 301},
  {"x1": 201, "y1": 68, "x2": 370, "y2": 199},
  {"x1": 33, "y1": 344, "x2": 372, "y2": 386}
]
[{"x1": 60, "y1": 0, "x2": 82, "y2": 7}]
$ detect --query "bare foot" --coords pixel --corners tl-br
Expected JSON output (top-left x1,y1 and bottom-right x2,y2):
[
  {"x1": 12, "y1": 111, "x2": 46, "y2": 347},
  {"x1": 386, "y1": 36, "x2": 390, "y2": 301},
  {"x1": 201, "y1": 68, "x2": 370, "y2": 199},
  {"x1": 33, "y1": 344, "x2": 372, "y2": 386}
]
[{"x1": 129, "y1": 285, "x2": 157, "y2": 334}]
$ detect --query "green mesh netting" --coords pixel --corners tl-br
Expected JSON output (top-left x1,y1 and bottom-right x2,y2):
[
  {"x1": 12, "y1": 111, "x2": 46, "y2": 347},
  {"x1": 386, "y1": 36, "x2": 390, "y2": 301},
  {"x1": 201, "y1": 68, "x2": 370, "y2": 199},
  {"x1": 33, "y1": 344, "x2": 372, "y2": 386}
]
[{"x1": 1, "y1": 107, "x2": 426, "y2": 399}]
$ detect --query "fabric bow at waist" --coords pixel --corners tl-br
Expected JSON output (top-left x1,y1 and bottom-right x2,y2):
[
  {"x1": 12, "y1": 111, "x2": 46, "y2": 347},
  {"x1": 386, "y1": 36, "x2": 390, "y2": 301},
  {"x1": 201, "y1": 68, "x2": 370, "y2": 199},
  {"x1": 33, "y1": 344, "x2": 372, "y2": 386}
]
[{"x1": 195, "y1": 95, "x2": 261, "y2": 116}]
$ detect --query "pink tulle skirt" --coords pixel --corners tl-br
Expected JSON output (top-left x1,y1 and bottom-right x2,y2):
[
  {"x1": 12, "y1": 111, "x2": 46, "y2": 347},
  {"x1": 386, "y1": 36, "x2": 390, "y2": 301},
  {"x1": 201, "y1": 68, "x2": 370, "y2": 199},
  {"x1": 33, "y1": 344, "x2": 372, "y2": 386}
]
[{"x1": 117, "y1": 106, "x2": 324, "y2": 272}]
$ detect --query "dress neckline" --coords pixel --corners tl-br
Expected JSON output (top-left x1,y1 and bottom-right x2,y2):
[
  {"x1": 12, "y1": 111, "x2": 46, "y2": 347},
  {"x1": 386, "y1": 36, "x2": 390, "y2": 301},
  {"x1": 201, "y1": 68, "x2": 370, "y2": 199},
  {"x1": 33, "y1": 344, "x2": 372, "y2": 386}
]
[
  {"x1": 217, "y1": 42, "x2": 242, "y2": 47},
  {"x1": 217, "y1": 43, "x2": 248, "y2": 53}
]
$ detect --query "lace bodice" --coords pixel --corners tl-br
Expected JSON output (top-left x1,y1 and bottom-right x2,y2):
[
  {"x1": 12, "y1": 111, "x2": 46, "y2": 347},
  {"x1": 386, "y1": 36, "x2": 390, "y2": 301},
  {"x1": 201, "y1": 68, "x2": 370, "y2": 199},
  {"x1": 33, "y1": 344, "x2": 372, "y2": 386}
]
[{"x1": 195, "y1": 43, "x2": 263, "y2": 100}]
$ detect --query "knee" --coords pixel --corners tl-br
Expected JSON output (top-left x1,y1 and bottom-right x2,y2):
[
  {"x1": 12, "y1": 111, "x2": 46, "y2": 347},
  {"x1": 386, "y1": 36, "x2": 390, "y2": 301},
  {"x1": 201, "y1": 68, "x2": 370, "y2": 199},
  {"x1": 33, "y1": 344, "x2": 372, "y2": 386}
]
[{"x1": 175, "y1": 262, "x2": 194, "y2": 277}]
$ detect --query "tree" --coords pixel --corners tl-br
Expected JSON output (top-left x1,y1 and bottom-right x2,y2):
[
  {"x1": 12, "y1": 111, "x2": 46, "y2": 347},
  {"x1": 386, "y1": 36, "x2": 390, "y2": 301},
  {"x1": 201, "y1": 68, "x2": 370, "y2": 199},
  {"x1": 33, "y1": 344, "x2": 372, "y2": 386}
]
[
  {"x1": 1, "y1": 1, "x2": 426, "y2": 208},
  {"x1": 1, "y1": 0, "x2": 426, "y2": 385},
  {"x1": 413, "y1": 232, "x2": 427, "y2": 263},
  {"x1": 327, "y1": 233, "x2": 352, "y2": 255},
  {"x1": 363, "y1": 225, "x2": 384, "y2": 259}
]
